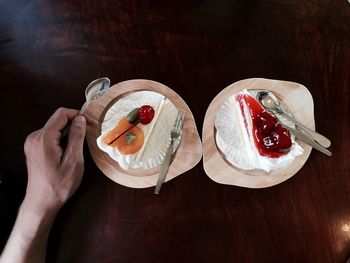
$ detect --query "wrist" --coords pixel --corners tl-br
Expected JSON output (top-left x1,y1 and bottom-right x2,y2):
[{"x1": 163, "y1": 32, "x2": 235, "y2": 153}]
[
  {"x1": 18, "y1": 198, "x2": 60, "y2": 241},
  {"x1": 0, "y1": 198, "x2": 59, "y2": 263},
  {"x1": 22, "y1": 193, "x2": 62, "y2": 220}
]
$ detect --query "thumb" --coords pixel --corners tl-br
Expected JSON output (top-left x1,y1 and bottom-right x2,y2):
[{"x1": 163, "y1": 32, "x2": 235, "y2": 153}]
[{"x1": 64, "y1": 115, "x2": 86, "y2": 160}]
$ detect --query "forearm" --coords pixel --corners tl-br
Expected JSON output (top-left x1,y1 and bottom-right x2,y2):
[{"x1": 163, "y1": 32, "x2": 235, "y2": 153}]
[
  {"x1": 0, "y1": 198, "x2": 59, "y2": 263},
  {"x1": 1, "y1": 109, "x2": 86, "y2": 263}
]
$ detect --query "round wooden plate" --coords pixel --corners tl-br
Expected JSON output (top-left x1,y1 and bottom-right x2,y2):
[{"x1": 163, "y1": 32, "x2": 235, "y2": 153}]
[
  {"x1": 202, "y1": 78, "x2": 314, "y2": 188},
  {"x1": 84, "y1": 79, "x2": 202, "y2": 188}
]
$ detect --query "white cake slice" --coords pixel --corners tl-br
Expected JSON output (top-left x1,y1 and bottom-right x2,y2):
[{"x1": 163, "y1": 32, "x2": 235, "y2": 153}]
[
  {"x1": 215, "y1": 89, "x2": 303, "y2": 173},
  {"x1": 96, "y1": 91, "x2": 180, "y2": 170}
]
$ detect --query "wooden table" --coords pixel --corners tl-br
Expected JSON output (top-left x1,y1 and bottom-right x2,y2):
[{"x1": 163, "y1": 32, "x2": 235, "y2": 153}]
[{"x1": 1, "y1": 0, "x2": 349, "y2": 262}]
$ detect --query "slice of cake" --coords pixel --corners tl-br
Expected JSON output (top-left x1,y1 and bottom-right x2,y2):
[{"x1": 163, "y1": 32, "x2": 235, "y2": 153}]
[
  {"x1": 215, "y1": 89, "x2": 303, "y2": 172},
  {"x1": 97, "y1": 91, "x2": 180, "y2": 170}
]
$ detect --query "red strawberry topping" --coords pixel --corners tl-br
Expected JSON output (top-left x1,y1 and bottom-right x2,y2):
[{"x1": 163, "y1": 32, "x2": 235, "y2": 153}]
[
  {"x1": 137, "y1": 105, "x2": 155, "y2": 125},
  {"x1": 237, "y1": 94, "x2": 292, "y2": 158}
]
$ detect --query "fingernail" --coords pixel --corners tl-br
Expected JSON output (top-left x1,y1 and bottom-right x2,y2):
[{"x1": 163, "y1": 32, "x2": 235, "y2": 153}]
[{"x1": 74, "y1": 115, "x2": 86, "y2": 127}]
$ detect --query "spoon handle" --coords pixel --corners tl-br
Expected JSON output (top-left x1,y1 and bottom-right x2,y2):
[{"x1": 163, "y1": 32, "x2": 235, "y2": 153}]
[
  {"x1": 286, "y1": 126, "x2": 332, "y2": 156},
  {"x1": 280, "y1": 112, "x2": 331, "y2": 148},
  {"x1": 60, "y1": 103, "x2": 87, "y2": 147}
]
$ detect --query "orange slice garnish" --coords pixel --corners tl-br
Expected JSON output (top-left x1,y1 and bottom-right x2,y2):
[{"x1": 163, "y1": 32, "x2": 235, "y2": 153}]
[
  {"x1": 103, "y1": 117, "x2": 135, "y2": 145},
  {"x1": 103, "y1": 117, "x2": 144, "y2": 154},
  {"x1": 114, "y1": 126, "x2": 144, "y2": 154}
]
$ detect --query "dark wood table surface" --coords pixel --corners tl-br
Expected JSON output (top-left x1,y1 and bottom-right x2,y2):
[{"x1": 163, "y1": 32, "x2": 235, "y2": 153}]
[{"x1": 1, "y1": 0, "x2": 350, "y2": 262}]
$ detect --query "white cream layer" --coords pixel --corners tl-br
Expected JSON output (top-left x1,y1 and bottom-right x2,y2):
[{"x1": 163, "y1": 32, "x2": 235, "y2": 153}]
[
  {"x1": 96, "y1": 91, "x2": 179, "y2": 170},
  {"x1": 215, "y1": 90, "x2": 303, "y2": 172}
]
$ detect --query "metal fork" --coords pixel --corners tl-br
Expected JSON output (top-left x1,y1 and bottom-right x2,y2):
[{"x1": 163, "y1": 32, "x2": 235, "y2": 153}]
[{"x1": 154, "y1": 111, "x2": 185, "y2": 195}]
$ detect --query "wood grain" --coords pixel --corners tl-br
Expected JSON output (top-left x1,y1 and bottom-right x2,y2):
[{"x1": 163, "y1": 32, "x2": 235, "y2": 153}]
[
  {"x1": 203, "y1": 78, "x2": 314, "y2": 188},
  {"x1": 84, "y1": 79, "x2": 202, "y2": 188}
]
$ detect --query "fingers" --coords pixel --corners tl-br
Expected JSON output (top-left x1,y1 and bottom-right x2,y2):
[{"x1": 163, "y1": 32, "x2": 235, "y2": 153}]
[
  {"x1": 45, "y1": 107, "x2": 79, "y2": 133},
  {"x1": 62, "y1": 115, "x2": 86, "y2": 163}
]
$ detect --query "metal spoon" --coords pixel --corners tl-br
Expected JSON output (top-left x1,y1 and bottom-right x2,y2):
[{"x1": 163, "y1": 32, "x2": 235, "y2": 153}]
[
  {"x1": 61, "y1": 77, "x2": 110, "y2": 139},
  {"x1": 79, "y1": 77, "x2": 111, "y2": 113},
  {"x1": 257, "y1": 90, "x2": 331, "y2": 149}
]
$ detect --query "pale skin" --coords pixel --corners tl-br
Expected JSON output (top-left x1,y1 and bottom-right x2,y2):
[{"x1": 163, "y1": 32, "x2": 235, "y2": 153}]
[{"x1": 0, "y1": 108, "x2": 86, "y2": 263}]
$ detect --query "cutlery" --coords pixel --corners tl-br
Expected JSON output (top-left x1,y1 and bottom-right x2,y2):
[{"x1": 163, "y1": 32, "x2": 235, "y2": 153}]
[
  {"x1": 285, "y1": 124, "x2": 332, "y2": 156},
  {"x1": 61, "y1": 77, "x2": 110, "y2": 141},
  {"x1": 154, "y1": 111, "x2": 184, "y2": 195},
  {"x1": 80, "y1": 77, "x2": 111, "y2": 114},
  {"x1": 257, "y1": 90, "x2": 331, "y2": 148}
]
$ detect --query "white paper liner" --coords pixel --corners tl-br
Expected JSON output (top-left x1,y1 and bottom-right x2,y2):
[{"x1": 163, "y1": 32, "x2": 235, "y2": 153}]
[
  {"x1": 97, "y1": 91, "x2": 181, "y2": 170},
  {"x1": 214, "y1": 90, "x2": 303, "y2": 172}
]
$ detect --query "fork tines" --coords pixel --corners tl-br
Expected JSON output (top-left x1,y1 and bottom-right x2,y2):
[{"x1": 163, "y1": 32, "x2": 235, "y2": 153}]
[{"x1": 173, "y1": 111, "x2": 185, "y2": 131}]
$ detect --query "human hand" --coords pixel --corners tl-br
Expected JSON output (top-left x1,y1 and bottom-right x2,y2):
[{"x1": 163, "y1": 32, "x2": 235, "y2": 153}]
[
  {"x1": 23, "y1": 107, "x2": 86, "y2": 212},
  {"x1": 0, "y1": 108, "x2": 86, "y2": 263}
]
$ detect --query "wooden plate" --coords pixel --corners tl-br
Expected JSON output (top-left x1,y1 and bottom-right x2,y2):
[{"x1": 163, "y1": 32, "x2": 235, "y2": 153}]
[
  {"x1": 202, "y1": 78, "x2": 314, "y2": 188},
  {"x1": 84, "y1": 79, "x2": 202, "y2": 188}
]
